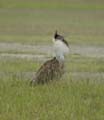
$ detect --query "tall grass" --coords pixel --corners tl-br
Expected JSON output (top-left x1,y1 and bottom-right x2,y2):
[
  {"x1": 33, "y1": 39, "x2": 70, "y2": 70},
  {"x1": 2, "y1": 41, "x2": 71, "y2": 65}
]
[{"x1": 0, "y1": 75, "x2": 104, "y2": 120}]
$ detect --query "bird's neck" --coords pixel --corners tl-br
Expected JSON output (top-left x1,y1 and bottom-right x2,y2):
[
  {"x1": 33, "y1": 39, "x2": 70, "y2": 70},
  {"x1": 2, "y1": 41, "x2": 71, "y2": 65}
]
[{"x1": 56, "y1": 54, "x2": 65, "y2": 62}]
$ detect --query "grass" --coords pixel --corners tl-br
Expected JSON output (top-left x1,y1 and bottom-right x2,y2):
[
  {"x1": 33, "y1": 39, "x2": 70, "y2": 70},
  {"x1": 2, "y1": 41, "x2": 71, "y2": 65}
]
[
  {"x1": 68, "y1": 55, "x2": 104, "y2": 72},
  {"x1": 0, "y1": 0, "x2": 104, "y2": 9},
  {"x1": 0, "y1": 56, "x2": 104, "y2": 120},
  {"x1": 0, "y1": 55, "x2": 104, "y2": 119},
  {"x1": 0, "y1": 55, "x2": 104, "y2": 73},
  {"x1": 0, "y1": 1, "x2": 104, "y2": 46},
  {"x1": 0, "y1": 58, "x2": 40, "y2": 72},
  {"x1": 0, "y1": 34, "x2": 104, "y2": 46},
  {"x1": 0, "y1": 0, "x2": 104, "y2": 119},
  {"x1": 0, "y1": 75, "x2": 104, "y2": 120}
]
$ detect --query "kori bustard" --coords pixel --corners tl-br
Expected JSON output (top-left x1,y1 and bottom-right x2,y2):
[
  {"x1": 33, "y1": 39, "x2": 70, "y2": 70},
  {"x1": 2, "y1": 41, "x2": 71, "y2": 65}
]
[{"x1": 31, "y1": 31, "x2": 69, "y2": 84}]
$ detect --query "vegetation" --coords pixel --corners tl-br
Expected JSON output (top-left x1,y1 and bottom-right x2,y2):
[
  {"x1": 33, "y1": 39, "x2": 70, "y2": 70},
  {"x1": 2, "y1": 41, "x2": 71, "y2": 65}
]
[{"x1": 0, "y1": 0, "x2": 104, "y2": 120}]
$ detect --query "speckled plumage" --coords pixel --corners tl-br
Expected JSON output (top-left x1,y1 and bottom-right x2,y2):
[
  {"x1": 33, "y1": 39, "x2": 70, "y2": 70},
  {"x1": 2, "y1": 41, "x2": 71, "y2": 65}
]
[{"x1": 31, "y1": 57, "x2": 64, "y2": 84}]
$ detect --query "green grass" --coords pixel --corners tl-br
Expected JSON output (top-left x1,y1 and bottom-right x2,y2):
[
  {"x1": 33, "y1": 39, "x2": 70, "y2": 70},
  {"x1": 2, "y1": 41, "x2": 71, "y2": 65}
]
[
  {"x1": 0, "y1": 55, "x2": 104, "y2": 73},
  {"x1": 0, "y1": 0, "x2": 104, "y2": 9},
  {"x1": 0, "y1": 34, "x2": 104, "y2": 46},
  {"x1": 0, "y1": 1, "x2": 104, "y2": 46},
  {"x1": 0, "y1": 35, "x2": 51, "y2": 45},
  {"x1": 0, "y1": 58, "x2": 40, "y2": 72},
  {"x1": 0, "y1": 75, "x2": 104, "y2": 120},
  {"x1": 68, "y1": 55, "x2": 104, "y2": 72},
  {"x1": 0, "y1": 56, "x2": 104, "y2": 120}
]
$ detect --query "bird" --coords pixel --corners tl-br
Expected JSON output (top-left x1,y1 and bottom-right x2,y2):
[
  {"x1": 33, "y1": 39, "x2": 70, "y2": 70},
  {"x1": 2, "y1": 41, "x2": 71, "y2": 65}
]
[{"x1": 31, "y1": 31, "x2": 69, "y2": 85}]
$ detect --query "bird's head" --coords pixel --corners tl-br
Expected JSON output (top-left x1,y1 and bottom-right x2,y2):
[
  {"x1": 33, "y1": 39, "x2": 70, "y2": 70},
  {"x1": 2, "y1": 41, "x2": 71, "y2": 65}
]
[{"x1": 54, "y1": 30, "x2": 64, "y2": 41}]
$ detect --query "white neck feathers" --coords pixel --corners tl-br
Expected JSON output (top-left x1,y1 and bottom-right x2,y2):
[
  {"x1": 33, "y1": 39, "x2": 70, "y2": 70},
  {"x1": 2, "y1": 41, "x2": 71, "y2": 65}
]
[{"x1": 53, "y1": 38, "x2": 69, "y2": 61}]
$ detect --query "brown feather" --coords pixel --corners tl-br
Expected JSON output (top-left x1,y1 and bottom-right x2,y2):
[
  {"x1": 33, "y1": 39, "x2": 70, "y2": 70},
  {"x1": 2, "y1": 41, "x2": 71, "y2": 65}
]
[{"x1": 31, "y1": 57, "x2": 64, "y2": 85}]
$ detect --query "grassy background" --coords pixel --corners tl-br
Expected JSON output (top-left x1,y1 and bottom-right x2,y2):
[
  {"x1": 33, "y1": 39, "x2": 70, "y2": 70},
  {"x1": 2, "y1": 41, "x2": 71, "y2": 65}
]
[
  {"x1": 0, "y1": 76, "x2": 104, "y2": 120},
  {"x1": 0, "y1": 0, "x2": 104, "y2": 45},
  {"x1": 0, "y1": 0, "x2": 104, "y2": 120},
  {"x1": 0, "y1": 0, "x2": 104, "y2": 9}
]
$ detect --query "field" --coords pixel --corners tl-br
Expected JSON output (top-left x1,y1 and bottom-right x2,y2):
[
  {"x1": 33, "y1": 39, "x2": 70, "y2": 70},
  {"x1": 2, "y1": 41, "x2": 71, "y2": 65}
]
[{"x1": 0, "y1": 0, "x2": 104, "y2": 120}]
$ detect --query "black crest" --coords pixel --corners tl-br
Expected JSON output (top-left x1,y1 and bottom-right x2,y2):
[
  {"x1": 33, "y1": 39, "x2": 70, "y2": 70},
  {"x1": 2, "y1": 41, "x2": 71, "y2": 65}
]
[{"x1": 54, "y1": 31, "x2": 69, "y2": 47}]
